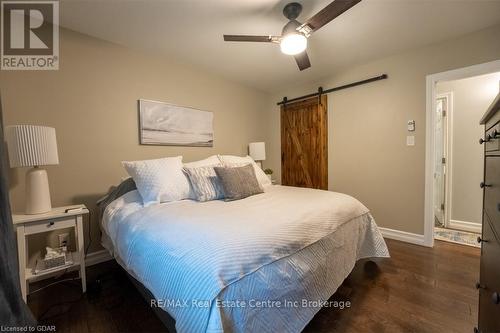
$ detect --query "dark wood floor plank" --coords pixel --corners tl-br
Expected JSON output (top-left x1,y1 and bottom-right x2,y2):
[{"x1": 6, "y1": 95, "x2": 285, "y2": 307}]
[{"x1": 27, "y1": 239, "x2": 480, "y2": 333}]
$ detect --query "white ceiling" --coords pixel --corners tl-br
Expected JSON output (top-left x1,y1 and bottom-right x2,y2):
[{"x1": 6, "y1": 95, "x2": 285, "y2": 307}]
[{"x1": 59, "y1": 0, "x2": 500, "y2": 93}]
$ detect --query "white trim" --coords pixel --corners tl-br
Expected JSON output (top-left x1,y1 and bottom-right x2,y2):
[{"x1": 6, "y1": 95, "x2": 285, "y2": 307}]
[
  {"x1": 85, "y1": 249, "x2": 113, "y2": 267},
  {"x1": 448, "y1": 220, "x2": 482, "y2": 233},
  {"x1": 425, "y1": 59, "x2": 500, "y2": 248},
  {"x1": 379, "y1": 227, "x2": 427, "y2": 247}
]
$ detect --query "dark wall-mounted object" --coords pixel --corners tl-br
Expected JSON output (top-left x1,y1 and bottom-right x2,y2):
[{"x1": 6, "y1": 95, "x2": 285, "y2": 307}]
[{"x1": 277, "y1": 74, "x2": 387, "y2": 106}]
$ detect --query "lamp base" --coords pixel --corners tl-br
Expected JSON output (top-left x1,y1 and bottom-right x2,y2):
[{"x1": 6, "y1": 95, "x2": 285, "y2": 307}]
[{"x1": 25, "y1": 167, "x2": 52, "y2": 215}]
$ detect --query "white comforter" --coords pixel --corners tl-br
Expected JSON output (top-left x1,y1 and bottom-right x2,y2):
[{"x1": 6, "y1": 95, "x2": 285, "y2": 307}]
[{"x1": 102, "y1": 185, "x2": 389, "y2": 333}]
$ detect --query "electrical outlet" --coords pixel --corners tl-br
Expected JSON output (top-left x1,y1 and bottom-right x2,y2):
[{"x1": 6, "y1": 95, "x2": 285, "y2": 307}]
[{"x1": 58, "y1": 233, "x2": 69, "y2": 247}]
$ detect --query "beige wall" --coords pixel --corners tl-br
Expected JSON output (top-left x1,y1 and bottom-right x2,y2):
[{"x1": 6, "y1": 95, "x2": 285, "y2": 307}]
[
  {"x1": 437, "y1": 72, "x2": 500, "y2": 226},
  {"x1": 2, "y1": 23, "x2": 500, "y2": 261},
  {"x1": 0, "y1": 28, "x2": 270, "y2": 258},
  {"x1": 265, "y1": 24, "x2": 500, "y2": 235}
]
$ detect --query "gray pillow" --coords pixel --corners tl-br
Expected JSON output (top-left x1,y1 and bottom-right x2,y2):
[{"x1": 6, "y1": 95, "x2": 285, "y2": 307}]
[
  {"x1": 214, "y1": 164, "x2": 263, "y2": 201},
  {"x1": 183, "y1": 165, "x2": 225, "y2": 202}
]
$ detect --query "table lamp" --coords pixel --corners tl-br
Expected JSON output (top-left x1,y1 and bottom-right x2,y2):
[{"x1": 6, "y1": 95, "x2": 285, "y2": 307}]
[
  {"x1": 249, "y1": 142, "x2": 266, "y2": 168},
  {"x1": 5, "y1": 125, "x2": 59, "y2": 214}
]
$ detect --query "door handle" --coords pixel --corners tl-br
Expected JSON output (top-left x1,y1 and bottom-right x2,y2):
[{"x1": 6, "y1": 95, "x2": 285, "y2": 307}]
[
  {"x1": 479, "y1": 134, "x2": 492, "y2": 144},
  {"x1": 492, "y1": 292, "x2": 500, "y2": 305},
  {"x1": 480, "y1": 182, "x2": 492, "y2": 188},
  {"x1": 477, "y1": 236, "x2": 488, "y2": 244}
]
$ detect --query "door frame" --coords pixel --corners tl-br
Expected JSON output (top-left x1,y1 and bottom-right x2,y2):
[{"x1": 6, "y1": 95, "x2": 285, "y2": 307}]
[{"x1": 424, "y1": 59, "x2": 500, "y2": 247}]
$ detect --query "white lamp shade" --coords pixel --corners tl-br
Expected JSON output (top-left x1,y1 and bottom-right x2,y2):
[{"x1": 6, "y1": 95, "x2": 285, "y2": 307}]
[
  {"x1": 5, "y1": 125, "x2": 59, "y2": 167},
  {"x1": 249, "y1": 142, "x2": 266, "y2": 161}
]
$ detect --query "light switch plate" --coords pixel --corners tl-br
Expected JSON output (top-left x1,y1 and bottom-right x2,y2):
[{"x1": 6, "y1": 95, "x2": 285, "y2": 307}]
[
  {"x1": 407, "y1": 136, "x2": 415, "y2": 146},
  {"x1": 407, "y1": 120, "x2": 415, "y2": 132}
]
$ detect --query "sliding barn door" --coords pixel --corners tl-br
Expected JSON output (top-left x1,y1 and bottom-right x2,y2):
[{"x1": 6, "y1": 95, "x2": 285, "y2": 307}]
[{"x1": 281, "y1": 95, "x2": 328, "y2": 189}]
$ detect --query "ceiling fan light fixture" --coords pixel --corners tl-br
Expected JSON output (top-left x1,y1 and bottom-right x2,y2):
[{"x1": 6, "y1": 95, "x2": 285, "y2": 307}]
[
  {"x1": 223, "y1": 1, "x2": 362, "y2": 70},
  {"x1": 280, "y1": 33, "x2": 307, "y2": 55}
]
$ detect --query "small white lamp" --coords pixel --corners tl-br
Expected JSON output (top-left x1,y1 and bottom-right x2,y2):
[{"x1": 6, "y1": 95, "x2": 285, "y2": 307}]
[
  {"x1": 5, "y1": 125, "x2": 59, "y2": 214},
  {"x1": 249, "y1": 142, "x2": 266, "y2": 168}
]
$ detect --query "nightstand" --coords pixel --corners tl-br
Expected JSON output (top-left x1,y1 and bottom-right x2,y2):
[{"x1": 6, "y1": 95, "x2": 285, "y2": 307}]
[{"x1": 12, "y1": 205, "x2": 89, "y2": 302}]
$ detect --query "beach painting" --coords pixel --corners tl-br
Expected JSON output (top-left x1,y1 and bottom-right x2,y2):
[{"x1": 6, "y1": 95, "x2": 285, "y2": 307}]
[{"x1": 139, "y1": 99, "x2": 214, "y2": 147}]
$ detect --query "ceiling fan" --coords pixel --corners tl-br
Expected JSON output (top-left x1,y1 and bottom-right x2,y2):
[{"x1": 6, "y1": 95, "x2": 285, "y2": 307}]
[{"x1": 223, "y1": 0, "x2": 361, "y2": 71}]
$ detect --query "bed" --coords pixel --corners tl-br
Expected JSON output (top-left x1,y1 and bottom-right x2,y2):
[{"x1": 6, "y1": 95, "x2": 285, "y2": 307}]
[{"x1": 100, "y1": 184, "x2": 389, "y2": 333}]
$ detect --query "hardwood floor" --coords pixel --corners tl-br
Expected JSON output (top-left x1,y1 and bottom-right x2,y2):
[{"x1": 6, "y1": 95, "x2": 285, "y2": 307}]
[
  {"x1": 27, "y1": 239, "x2": 480, "y2": 333},
  {"x1": 304, "y1": 239, "x2": 479, "y2": 333}
]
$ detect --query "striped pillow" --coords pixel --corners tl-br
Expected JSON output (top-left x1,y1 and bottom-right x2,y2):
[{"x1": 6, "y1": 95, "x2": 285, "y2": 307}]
[{"x1": 183, "y1": 165, "x2": 225, "y2": 202}]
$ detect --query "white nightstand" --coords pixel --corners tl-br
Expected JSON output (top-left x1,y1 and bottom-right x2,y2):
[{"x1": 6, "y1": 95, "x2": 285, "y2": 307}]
[{"x1": 12, "y1": 205, "x2": 89, "y2": 302}]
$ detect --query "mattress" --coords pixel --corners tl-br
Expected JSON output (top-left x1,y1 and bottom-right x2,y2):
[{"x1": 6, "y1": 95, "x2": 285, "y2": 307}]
[{"x1": 101, "y1": 185, "x2": 389, "y2": 333}]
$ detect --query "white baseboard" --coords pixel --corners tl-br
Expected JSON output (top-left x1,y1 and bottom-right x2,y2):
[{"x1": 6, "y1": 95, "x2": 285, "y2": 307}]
[
  {"x1": 448, "y1": 220, "x2": 482, "y2": 233},
  {"x1": 85, "y1": 249, "x2": 113, "y2": 267},
  {"x1": 379, "y1": 227, "x2": 427, "y2": 246}
]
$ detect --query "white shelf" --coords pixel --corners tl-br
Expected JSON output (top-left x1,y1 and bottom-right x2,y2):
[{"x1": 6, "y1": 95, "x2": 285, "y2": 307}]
[{"x1": 26, "y1": 251, "x2": 81, "y2": 282}]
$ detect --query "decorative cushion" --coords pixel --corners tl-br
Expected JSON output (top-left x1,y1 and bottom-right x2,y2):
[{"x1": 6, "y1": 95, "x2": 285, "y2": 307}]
[
  {"x1": 217, "y1": 155, "x2": 272, "y2": 187},
  {"x1": 184, "y1": 155, "x2": 221, "y2": 199},
  {"x1": 214, "y1": 164, "x2": 264, "y2": 201},
  {"x1": 122, "y1": 156, "x2": 190, "y2": 206},
  {"x1": 183, "y1": 165, "x2": 225, "y2": 202}
]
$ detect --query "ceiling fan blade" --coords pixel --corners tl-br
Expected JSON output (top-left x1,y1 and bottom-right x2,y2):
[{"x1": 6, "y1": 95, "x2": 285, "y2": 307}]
[
  {"x1": 223, "y1": 35, "x2": 276, "y2": 42},
  {"x1": 294, "y1": 51, "x2": 311, "y2": 71},
  {"x1": 301, "y1": 0, "x2": 361, "y2": 33}
]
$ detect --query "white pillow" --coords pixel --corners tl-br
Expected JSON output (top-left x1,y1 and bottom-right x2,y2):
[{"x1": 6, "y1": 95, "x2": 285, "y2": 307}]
[
  {"x1": 122, "y1": 156, "x2": 190, "y2": 206},
  {"x1": 184, "y1": 155, "x2": 220, "y2": 168},
  {"x1": 217, "y1": 155, "x2": 272, "y2": 187}
]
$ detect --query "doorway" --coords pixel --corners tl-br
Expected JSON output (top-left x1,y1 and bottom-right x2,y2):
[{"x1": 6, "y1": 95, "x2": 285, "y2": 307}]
[{"x1": 425, "y1": 60, "x2": 500, "y2": 247}]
